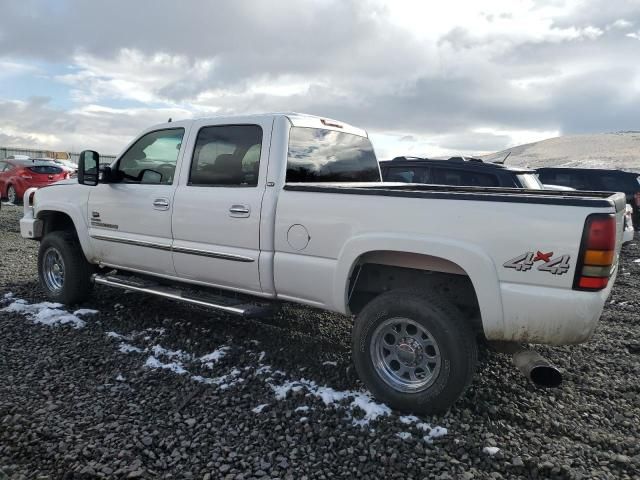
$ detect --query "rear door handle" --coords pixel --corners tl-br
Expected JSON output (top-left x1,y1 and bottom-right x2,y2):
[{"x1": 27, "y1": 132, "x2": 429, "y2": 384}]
[
  {"x1": 153, "y1": 198, "x2": 170, "y2": 210},
  {"x1": 229, "y1": 204, "x2": 250, "y2": 218}
]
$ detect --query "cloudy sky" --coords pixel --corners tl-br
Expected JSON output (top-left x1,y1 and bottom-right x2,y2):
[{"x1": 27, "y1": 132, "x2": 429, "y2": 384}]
[{"x1": 1, "y1": 0, "x2": 639, "y2": 159}]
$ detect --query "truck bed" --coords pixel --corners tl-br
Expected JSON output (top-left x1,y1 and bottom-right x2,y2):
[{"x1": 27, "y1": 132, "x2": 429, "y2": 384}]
[{"x1": 284, "y1": 183, "x2": 627, "y2": 211}]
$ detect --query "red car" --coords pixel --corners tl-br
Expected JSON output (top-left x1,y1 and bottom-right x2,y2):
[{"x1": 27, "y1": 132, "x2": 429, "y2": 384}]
[{"x1": 0, "y1": 158, "x2": 69, "y2": 204}]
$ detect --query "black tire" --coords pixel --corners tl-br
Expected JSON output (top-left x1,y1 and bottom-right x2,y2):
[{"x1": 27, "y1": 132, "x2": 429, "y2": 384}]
[
  {"x1": 7, "y1": 184, "x2": 20, "y2": 205},
  {"x1": 38, "y1": 230, "x2": 93, "y2": 304},
  {"x1": 352, "y1": 289, "x2": 477, "y2": 414}
]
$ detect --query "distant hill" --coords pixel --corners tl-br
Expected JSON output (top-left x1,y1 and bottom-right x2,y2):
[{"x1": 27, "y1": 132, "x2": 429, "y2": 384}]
[{"x1": 481, "y1": 132, "x2": 640, "y2": 172}]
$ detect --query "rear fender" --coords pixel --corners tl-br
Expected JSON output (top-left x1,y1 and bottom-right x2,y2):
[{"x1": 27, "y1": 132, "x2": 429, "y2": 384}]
[{"x1": 333, "y1": 234, "x2": 504, "y2": 339}]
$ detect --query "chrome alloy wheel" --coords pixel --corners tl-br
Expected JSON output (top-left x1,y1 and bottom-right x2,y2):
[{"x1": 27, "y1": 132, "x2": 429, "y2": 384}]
[
  {"x1": 7, "y1": 185, "x2": 17, "y2": 204},
  {"x1": 370, "y1": 317, "x2": 442, "y2": 393},
  {"x1": 42, "y1": 247, "x2": 65, "y2": 292}
]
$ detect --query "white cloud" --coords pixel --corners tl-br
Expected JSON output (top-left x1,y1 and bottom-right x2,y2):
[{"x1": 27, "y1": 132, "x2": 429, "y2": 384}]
[
  {"x1": 0, "y1": 0, "x2": 639, "y2": 156},
  {"x1": 608, "y1": 19, "x2": 633, "y2": 29},
  {"x1": 0, "y1": 60, "x2": 40, "y2": 78}
]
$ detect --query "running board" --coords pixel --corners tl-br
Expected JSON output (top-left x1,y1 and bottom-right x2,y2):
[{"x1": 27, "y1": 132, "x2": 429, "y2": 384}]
[{"x1": 92, "y1": 274, "x2": 273, "y2": 318}]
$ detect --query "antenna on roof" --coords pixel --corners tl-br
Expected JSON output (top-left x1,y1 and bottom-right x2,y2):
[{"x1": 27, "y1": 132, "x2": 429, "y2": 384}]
[
  {"x1": 494, "y1": 151, "x2": 511, "y2": 165},
  {"x1": 168, "y1": 118, "x2": 172, "y2": 123}
]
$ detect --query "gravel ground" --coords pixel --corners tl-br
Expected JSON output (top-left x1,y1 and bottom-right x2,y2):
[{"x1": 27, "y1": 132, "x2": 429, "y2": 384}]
[{"x1": 0, "y1": 203, "x2": 639, "y2": 480}]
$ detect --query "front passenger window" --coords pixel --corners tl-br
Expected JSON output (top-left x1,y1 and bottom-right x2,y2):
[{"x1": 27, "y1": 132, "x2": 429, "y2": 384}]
[{"x1": 116, "y1": 128, "x2": 184, "y2": 185}]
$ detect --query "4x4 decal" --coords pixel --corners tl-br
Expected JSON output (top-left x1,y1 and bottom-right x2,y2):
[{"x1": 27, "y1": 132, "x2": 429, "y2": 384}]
[{"x1": 503, "y1": 251, "x2": 571, "y2": 275}]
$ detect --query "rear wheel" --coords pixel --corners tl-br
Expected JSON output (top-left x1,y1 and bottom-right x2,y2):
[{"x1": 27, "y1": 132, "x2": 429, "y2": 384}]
[
  {"x1": 352, "y1": 289, "x2": 477, "y2": 414},
  {"x1": 6, "y1": 184, "x2": 19, "y2": 204},
  {"x1": 38, "y1": 231, "x2": 93, "y2": 304}
]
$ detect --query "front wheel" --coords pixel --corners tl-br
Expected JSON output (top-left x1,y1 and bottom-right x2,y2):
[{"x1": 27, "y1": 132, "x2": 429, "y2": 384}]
[
  {"x1": 38, "y1": 231, "x2": 93, "y2": 304},
  {"x1": 352, "y1": 289, "x2": 477, "y2": 414}
]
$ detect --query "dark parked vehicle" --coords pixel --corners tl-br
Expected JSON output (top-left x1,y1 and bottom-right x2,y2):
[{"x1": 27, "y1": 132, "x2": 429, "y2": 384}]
[
  {"x1": 380, "y1": 156, "x2": 544, "y2": 189},
  {"x1": 537, "y1": 167, "x2": 640, "y2": 227}
]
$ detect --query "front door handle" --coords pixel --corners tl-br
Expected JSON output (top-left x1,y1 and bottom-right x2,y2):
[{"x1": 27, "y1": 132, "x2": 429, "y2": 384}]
[
  {"x1": 229, "y1": 204, "x2": 250, "y2": 218},
  {"x1": 153, "y1": 198, "x2": 170, "y2": 210}
]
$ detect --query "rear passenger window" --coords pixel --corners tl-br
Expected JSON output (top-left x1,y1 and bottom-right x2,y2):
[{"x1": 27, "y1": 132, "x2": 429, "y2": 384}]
[
  {"x1": 599, "y1": 175, "x2": 622, "y2": 191},
  {"x1": 431, "y1": 168, "x2": 498, "y2": 187},
  {"x1": 189, "y1": 125, "x2": 262, "y2": 186},
  {"x1": 467, "y1": 171, "x2": 499, "y2": 187},
  {"x1": 556, "y1": 173, "x2": 589, "y2": 190},
  {"x1": 384, "y1": 166, "x2": 428, "y2": 183}
]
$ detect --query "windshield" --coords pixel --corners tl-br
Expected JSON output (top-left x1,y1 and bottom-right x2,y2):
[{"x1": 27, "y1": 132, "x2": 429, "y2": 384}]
[
  {"x1": 518, "y1": 173, "x2": 544, "y2": 189},
  {"x1": 286, "y1": 127, "x2": 381, "y2": 183}
]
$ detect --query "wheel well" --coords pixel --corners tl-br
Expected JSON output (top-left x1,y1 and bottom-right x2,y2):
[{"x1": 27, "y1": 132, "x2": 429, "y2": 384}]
[
  {"x1": 347, "y1": 252, "x2": 482, "y2": 332},
  {"x1": 38, "y1": 211, "x2": 77, "y2": 237}
]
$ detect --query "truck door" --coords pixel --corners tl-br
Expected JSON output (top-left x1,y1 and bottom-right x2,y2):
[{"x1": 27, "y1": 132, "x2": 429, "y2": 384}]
[
  {"x1": 171, "y1": 119, "x2": 273, "y2": 295},
  {"x1": 87, "y1": 127, "x2": 187, "y2": 275}
]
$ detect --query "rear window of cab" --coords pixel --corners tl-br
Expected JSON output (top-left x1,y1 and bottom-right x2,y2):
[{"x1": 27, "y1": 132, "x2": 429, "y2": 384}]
[{"x1": 286, "y1": 127, "x2": 380, "y2": 183}]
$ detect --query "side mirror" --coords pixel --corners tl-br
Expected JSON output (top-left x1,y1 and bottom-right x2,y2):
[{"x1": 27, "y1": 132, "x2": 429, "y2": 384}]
[{"x1": 78, "y1": 150, "x2": 100, "y2": 186}]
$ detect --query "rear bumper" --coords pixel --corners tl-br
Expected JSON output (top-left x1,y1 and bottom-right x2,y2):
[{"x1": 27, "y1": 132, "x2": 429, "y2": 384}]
[{"x1": 491, "y1": 269, "x2": 617, "y2": 345}]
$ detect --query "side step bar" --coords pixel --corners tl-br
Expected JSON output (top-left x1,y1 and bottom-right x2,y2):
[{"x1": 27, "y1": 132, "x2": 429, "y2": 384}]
[{"x1": 92, "y1": 274, "x2": 272, "y2": 318}]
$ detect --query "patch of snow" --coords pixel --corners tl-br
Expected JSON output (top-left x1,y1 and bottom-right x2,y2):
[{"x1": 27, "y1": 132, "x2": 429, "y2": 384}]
[
  {"x1": 299, "y1": 417, "x2": 308, "y2": 422},
  {"x1": 633, "y1": 259, "x2": 640, "y2": 263},
  {"x1": 255, "y1": 366, "x2": 285, "y2": 377},
  {"x1": 322, "y1": 361, "x2": 338, "y2": 366},
  {"x1": 396, "y1": 432, "x2": 412, "y2": 440},
  {"x1": 399, "y1": 415, "x2": 448, "y2": 441},
  {"x1": 199, "y1": 346, "x2": 230, "y2": 367},
  {"x1": 116, "y1": 374, "x2": 125, "y2": 381},
  {"x1": 2, "y1": 292, "x2": 14, "y2": 300},
  {"x1": 269, "y1": 378, "x2": 391, "y2": 425},
  {"x1": 106, "y1": 331, "x2": 125, "y2": 339},
  {"x1": 191, "y1": 368, "x2": 243, "y2": 389},
  {"x1": 144, "y1": 355, "x2": 188, "y2": 375},
  {"x1": 258, "y1": 351, "x2": 266, "y2": 362},
  {"x1": 218, "y1": 368, "x2": 245, "y2": 390},
  {"x1": 399, "y1": 415, "x2": 420, "y2": 425},
  {"x1": 73, "y1": 308, "x2": 99, "y2": 316},
  {"x1": 151, "y1": 344, "x2": 192, "y2": 361},
  {"x1": 118, "y1": 343, "x2": 143, "y2": 354},
  {"x1": 426, "y1": 426, "x2": 448, "y2": 440},
  {"x1": 295, "y1": 406, "x2": 310, "y2": 412},
  {"x1": 2, "y1": 299, "x2": 91, "y2": 329},
  {"x1": 190, "y1": 375, "x2": 217, "y2": 385},
  {"x1": 251, "y1": 403, "x2": 269, "y2": 414},
  {"x1": 483, "y1": 446, "x2": 500, "y2": 456}
]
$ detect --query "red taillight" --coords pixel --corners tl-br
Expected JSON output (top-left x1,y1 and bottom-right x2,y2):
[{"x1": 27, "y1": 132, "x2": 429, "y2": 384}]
[
  {"x1": 19, "y1": 172, "x2": 33, "y2": 179},
  {"x1": 585, "y1": 216, "x2": 616, "y2": 250},
  {"x1": 578, "y1": 277, "x2": 609, "y2": 289},
  {"x1": 573, "y1": 214, "x2": 617, "y2": 291}
]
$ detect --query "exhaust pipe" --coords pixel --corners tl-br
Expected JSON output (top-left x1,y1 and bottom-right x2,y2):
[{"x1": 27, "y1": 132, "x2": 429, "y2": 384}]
[
  {"x1": 512, "y1": 349, "x2": 562, "y2": 388},
  {"x1": 491, "y1": 342, "x2": 562, "y2": 388}
]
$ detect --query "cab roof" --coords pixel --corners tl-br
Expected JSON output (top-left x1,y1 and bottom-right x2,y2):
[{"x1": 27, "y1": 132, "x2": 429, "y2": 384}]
[{"x1": 148, "y1": 112, "x2": 368, "y2": 138}]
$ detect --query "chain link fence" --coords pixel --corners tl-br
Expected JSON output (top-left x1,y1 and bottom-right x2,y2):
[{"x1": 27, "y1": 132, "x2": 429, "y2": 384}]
[{"x1": 0, "y1": 147, "x2": 117, "y2": 165}]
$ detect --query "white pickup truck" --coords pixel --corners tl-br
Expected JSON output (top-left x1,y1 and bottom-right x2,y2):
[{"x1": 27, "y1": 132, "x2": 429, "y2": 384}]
[{"x1": 20, "y1": 113, "x2": 626, "y2": 413}]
